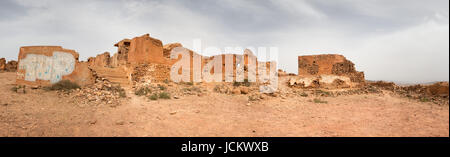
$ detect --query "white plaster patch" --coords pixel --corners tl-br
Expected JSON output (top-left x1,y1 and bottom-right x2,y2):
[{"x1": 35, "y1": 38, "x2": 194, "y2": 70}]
[{"x1": 18, "y1": 51, "x2": 75, "y2": 84}]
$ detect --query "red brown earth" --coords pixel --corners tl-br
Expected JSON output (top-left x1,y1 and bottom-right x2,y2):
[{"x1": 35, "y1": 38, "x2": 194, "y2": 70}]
[{"x1": 0, "y1": 72, "x2": 448, "y2": 137}]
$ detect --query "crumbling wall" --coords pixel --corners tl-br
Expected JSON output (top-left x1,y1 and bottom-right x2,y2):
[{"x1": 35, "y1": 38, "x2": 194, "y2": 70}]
[
  {"x1": 0, "y1": 58, "x2": 5, "y2": 71},
  {"x1": 163, "y1": 43, "x2": 183, "y2": 59},
  {"x1": 292, "y1": 54, "x2": 365, "y2": 88},
  {"x1": 0, "y1": 58, "x2": 16, "y2": 72},
  {"x1": 5, "y1": 60, "x2": 18, "y2": 72},
  {"x1": 131, "y1": 63, "x2": 171, "y2": 85},
  {"x1": 127, "y1": 34, "x2": 166, "y2": 65},
  {"x1": 111, "y1": 39, "x2": 131, "y2": 67},
  {"x1": 88, "y1": 52, "x2": 111, "y2": 67},
  {"x1": 16, "y1": 46, "x2": 94, "y2": 87}
]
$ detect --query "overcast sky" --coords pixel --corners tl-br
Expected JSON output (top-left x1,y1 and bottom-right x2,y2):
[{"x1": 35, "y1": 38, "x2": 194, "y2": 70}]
[{"x1": 0, "y1": 0, "x2": 448, "y2": 83}]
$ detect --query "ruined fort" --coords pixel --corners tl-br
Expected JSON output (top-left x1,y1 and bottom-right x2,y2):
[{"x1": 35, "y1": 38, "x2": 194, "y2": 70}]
[
  {"x1": 289, "y1": 54, "x2": 365, "y2": 89},
  {"x1": 1, "y1": 33, "x2": 447, "y2": 105}
]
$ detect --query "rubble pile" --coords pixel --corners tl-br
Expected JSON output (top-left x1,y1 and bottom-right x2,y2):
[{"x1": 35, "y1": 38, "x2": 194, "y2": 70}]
[
  {"x1": 69, "y1": 71, "x2": 127, "y2": 107},
  {"x1": 369, "y1": 81, "x2": 449, "y2": 105}
]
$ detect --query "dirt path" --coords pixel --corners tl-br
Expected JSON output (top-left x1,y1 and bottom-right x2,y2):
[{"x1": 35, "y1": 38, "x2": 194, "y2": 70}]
[{"x1": 0, "y1": 72, "x2": 448, "y2": 137}]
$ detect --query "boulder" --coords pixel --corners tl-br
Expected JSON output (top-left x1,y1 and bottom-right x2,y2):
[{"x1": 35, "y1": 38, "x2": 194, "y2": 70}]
[
  {"x1": 240, "y1": 87, "x2": 249, "y2": 94},
  {"x1": 232, "y1": 88, "x2": 241, "y2": 95}
]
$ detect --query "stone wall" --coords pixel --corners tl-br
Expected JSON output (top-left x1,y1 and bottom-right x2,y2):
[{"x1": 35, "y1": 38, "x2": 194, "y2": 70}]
[
  {"x1": 127, "y1": 34, "x2": 166, "y2": 65},
  {"x1": 16, "y1": 46, "x2": 94, "y2": 87},
  {"x1": 88, "y1": 52, "x2": 111, "y2": 68},
  {"x1": 291, "y1": 54, "x2": 365, "y2": 88},
  {"x1": 0, "y1": 58, "x2": 5, "y2": 71},
  {"x1": 5, "y1": 60, "x2": 18, "y2": 72},
  {"x1": 111, "y1": 39, "x2": 131, "y2": 67},
  {"x1": 0, "y1": 58, "x2": 17, "y2": 72}
]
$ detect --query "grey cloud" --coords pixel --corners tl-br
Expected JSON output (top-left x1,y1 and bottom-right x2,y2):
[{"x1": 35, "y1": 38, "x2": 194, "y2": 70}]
[{"x1": 0, "y1": 0, "x2": 448, "y2": 83}]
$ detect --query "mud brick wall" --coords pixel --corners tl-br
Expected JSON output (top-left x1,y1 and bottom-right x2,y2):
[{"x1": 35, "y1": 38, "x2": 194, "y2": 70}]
[
  {"x1": 88, "y1": 52, "x2": 111, "y2": 68},
  {"x1": 0, "y1": 58, "x2": 5, "y2": 71},
  {"x1": 127, "y1": 34, "x2": 166, "y2": 65},
  {"x1": 298, "y1": 54, "x2": 365, "y2": 83},
  {"x1": 16, "y1": 46, "x2": 94, "y2": 87}
]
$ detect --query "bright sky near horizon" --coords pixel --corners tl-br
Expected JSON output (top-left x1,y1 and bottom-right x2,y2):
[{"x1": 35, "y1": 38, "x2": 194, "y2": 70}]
[{"x1": 0, "y1": 0, "x2": 448, "y2": 83}]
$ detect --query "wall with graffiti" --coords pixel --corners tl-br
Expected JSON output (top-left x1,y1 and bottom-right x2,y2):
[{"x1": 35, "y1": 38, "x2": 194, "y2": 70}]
[
  {"x1": 18, "y1": 51, "x2": 76, "y2": 84},
  {"x1": 16, "y1": 46, "x2": 94, "y2": 87}
]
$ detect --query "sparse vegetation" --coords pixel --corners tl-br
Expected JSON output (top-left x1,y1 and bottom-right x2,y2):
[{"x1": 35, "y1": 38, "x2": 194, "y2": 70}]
[
  {"x1": 182, "y1": 86, "x2": 201, "y2": 93},
  {"x1": 135, "y1": 87, "x2": 151, "y2": 96},
  {"x1": 314, "y1": 90, "x2": 332, "y2": 97},
  {"x1": 248, "y1": 95, "x2": 259, "y2": 101},
  {"x1": 420, "y1": 97, "x2": 430, "y2": 102},
  {"x1": 233, "y1": 79, "x2": 251, "y2": 87},
  {"x1": 11, "y1": 86, "x2": 18, "y2": 92},
  {"x1": 149, "y1": 94, "x2": 158, "y2": 100},
  {"x1": 112, "y1": 85, "x2": 127, "y2": 98},
  {"x1": 11, "y1": 85, "x2": 26, "y2": 93},
  {"x1": 159, "y1": 92, "x2": 171, "y2": 99},
  {"x1": 158, "y1": 84, "x2": 167, "y2": 90},
  {"x1": 313, "y1": 98, "x2": 328, "y2": 104},
  {"x1": 214, "y1": 85, "x2": 221, "y2": 92},
  {"x1": 44, "y1": 80, "x2": 80, "y2": 91},
  {"x1": 163, "y1": 79, "x2": 170, "y2": 84},
  {"x1": 300, "y1": 92, "x2": 308, "y2": 97}
]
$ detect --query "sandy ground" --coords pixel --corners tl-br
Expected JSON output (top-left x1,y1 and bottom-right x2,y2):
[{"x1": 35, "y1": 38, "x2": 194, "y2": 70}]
[{"x1": 0, "y1": 72, "x2": 448, "y2": 137}]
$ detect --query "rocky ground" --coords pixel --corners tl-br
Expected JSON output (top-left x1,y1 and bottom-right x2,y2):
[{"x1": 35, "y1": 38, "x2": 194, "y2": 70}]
[{"x1": 0, "y1": 72, "x2": 448, "y2": 137}]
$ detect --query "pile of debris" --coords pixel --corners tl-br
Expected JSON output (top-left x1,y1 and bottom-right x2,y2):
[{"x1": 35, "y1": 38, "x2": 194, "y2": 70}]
[
  {"x1": 368, "y1": 81, "x2": 449, "y2": 105},
  {"x1": 69, "y1": 70, "x2": 127, "y2": 107}
]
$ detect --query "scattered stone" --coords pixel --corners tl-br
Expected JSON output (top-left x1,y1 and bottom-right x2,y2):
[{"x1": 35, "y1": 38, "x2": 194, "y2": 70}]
[
  {"x1": 88, "y1": 120, "x2": 97, "y2": 125},
  {"x1": 115, "y1": 121, "x2": 125, "y2": 125},
  {"x1": 197, "y1": 93, "x2": 205, "y2": 97},
  {"x1": 232, "y1": 88, "x2": 241, "y2": 95},
  {"x1": 240, "y1": 87, "x2": 249, "y2": 94}
]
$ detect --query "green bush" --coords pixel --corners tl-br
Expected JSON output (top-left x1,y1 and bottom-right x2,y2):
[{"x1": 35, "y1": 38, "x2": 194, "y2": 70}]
[
  {"x1": 159, "y1": 92, "x2": 171, "y2": 99},
  {"x1": 313, "y1": 98, "x2": 328, "y2": 104},
  {"x1": 149, "y1": 94, "x2": 158, "y2": 100},
  {"x1": 300, "y1": 92, "x2": 308, "y2": 97},
  {"x1": 315, "y1": 90, "x2": 332, "y2": 97},
  {"x1": 11, "y1": 85, "x2": 26, "y2": 93},
  {"x1": 135, "y1": 87, "x2": 151, "y2": 96},
  {"x1": 112, "y1": 85, "x2": 126, "y2": 98},
  {"x1": 234, "y1": 79, "x2": 251, "y2": 87},
  {"x1": 420, "y1": 97, "x2": 430, "y2": 102},
  {"x1": 11, "y1": 86, "x2": 19, "y2": 92},
  {"x1": 45, "y1": 80, "x2": 80, "y2": 91},
  {"x1": 158, "y1": 85, "x2": 167, "y2": 90}
]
